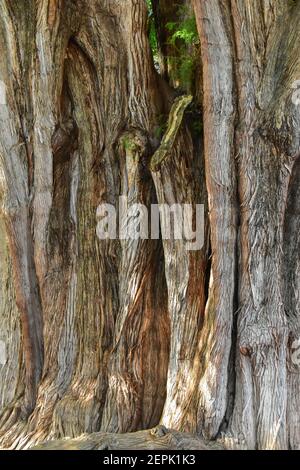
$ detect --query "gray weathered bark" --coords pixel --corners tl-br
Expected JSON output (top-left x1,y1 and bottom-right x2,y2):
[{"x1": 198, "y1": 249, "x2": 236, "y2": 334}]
[{"x1": 194, "y1": 0, "x2": 300, "y2": 450}]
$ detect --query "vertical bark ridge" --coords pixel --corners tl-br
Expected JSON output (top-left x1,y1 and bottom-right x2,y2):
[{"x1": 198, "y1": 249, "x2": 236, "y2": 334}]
[
  {"x1": 151, "y1": 114, "x2": 207, "y2": 432},
  {"x1": 283, "y1": 157, "x2": 300, "y2": 450},
  {"x1": 1, "y1": 0, "x2": 299, "y2": 451},
  {"x1": 193, "y1": 0, "x2": 238, "y2": 440},
  {"x1": 48, "y1": 36, "x2": 117, "y2": 439},
  {"x1": 101, "y1": 0, "x2": 170, "y2": 433},
  {"x1": 0, "y1": 0, "x2": 43, "y2": 421},
  {"x1": 101, "y1": 129, "x2": 169, "y2": 432},
  {"x1": 0, "y1": 217, "x2": 24, "y2": 426},
  {"x1": 227, "y1": 0, "x2": 299, "y2": 450}
]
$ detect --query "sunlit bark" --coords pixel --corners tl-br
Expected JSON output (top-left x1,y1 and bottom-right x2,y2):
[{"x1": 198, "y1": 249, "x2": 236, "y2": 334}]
[{"x1": 0, "y1": 0, "x2": 299, "y2": 450}]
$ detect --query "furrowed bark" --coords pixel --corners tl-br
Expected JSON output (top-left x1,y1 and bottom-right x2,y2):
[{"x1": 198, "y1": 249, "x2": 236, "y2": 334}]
[
  {"x1": 150, "y1": 94, "x2": 207, "y2": 432},
  {"x1": 100, "y1": 0, "x2": 170, "y2": 433},
  {"x1": 0, "y1": 217, "x2": 23, "y2": 422},
  {"x1": 101, "y1": 129, "x2": 169, "y2": 432},
  {"x1": 284, "y1": 155, "x2": 300, "y2": 450},
  {"x1": 194, "y1": 0, "x2": 300, "y2": 449},
  {"x1": 193, "y1": 0, "x2": 238, "y2": 440},
  {"x1": 0, "y1": 0, "x2": 44, "y2": 417},
  {"x1": 0, "y1": 0, "x2": 300, "y2": 451},
  {"x1": 229, "y1": 0, "x2": 300, "y2": 450}
]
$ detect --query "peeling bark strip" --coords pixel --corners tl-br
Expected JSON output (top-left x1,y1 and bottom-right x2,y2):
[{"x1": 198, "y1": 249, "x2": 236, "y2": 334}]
[
  {"x1": 0, "y1": 0, "x2": 300, "y2": 451},
  {"x1": 150, "y1": 95, "x2": 193, "y2": 171}
]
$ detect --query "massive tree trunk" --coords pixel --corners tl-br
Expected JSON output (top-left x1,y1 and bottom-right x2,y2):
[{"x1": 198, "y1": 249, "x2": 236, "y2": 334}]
[
  {"x1": 0, "y1": 0, "x2": 299, "y2": 450},
  {"x1": 194, "y1": 0, "x2": 300, "y2": 449}
]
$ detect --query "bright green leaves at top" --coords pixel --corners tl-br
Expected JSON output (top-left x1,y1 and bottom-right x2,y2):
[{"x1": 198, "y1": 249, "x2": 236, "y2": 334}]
[
  {"x1": 145, "y1": 1, "x2": 200, "y2": 93},
  {"x1": 166, "y1": 9, "x2": 199, "y2": 48},
  {"x1": 146, "y1": 0, "x2": 159, "y2": 61},
  {"x1": 165, "y1": 6, "x2": 199, "y2": 92}
]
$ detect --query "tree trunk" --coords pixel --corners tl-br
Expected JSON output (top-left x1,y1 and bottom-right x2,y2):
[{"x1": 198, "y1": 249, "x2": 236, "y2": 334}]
[
  {"x1": 0, "y1": 0, "x2": 299, "y2": 450},
  {"x1": 194, "y1": 0, "x2": 300, "y2": 450}
]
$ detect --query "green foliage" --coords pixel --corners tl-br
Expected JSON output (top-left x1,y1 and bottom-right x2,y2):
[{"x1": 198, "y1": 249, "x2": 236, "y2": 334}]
[
  {"x1": 144, "y1": 2, "x2": 201, "y2": 137},
  {"x1": 146, "y1": 0, "x2": 159, "y2": 61},
  {"x1": 145, "y1": 2, "x2": 200, "y2": 92},
  {"x1": 166, "y1": 8, "x2": 199, "y2": 92},
  {"x1": 166, "y1": 10, "x2": 199, "y2": 47},
  {"x1": 145, "y1": 0, "x2": 152, "y2": 12}
]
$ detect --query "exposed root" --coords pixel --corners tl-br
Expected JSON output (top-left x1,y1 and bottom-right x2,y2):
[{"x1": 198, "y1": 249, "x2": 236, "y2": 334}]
[{"x1": 31, "y1": 426, "x2": 224, "y2": 450}]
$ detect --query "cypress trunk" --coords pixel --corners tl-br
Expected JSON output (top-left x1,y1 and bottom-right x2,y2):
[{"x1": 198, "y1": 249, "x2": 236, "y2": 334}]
[{"x1": 0, "y1": 0, "x2": 299, "y2": 450}]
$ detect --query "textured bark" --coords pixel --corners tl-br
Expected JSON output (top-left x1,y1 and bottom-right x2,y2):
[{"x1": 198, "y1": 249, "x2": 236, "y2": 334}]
[
  {"x1": 0, "y1": 0, "x2": 299, "y2": 451},
  {"x1": 32, "y1": 426, "x2": 224, "y2": 450},
  {"x1": 193, "y1": 0, "x2": 238, "y2": 441},
  {"x1": 194, "y1": 0, "x2": 300, "y2": 450}
]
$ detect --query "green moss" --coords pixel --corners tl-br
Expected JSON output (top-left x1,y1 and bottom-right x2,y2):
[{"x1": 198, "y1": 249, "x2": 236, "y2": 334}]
[
  {"x1": 150, "y1": 95, "x2": 193, "y2": 172},
  {"x1": 121, "y1": 135, "x2": 136, "y2": 152}
]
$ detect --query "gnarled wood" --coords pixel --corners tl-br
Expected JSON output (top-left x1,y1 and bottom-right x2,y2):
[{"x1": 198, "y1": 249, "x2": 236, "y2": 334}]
[{"x1": 0, "y1": 0, "x2": 300, "y2": 451}]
